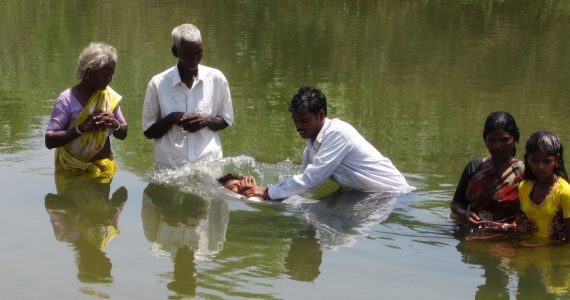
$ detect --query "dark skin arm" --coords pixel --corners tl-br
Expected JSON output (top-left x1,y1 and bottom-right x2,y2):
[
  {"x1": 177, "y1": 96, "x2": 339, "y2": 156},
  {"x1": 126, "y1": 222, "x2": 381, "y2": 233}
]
[
  {"x1": 45, "y1": 113, "x2": 99, "y2": 149},
  {"x1": 143, "y1": 112, "x2": 184, "y2": 139},
  {"x1": 564, "y1": 218, "x2": 570, "y2": 242},
  {"x1": 180, "y1": 113, "x2": 228, "y2": 133},
  {"x1": 143, "y1": 112, "x2": 228, "y2": 139},
  {"x1": 94, "y1": 112, "x2": 128, "y2": 140},
  {"x1": 515, "y1": 214, "x2": 537, "y2": 234},
  {"x1": 45, "y1": 111, "x2": 126, "y2": 149},
  {"x1": 450, "y1": 200, "x2": 482, "y2": 225}
]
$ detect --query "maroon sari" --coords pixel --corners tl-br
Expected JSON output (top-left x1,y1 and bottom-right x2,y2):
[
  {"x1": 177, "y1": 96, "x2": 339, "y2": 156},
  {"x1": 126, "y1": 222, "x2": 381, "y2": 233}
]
[{"x1": 465, "y1": 158, "x2": 524, "y2": 221}]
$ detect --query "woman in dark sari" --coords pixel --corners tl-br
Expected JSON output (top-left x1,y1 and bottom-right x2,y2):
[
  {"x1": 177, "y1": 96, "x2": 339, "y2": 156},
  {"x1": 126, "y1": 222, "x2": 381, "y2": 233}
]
[{"x1": 451, "y1": 112, "x2": 524, "y2": 227}]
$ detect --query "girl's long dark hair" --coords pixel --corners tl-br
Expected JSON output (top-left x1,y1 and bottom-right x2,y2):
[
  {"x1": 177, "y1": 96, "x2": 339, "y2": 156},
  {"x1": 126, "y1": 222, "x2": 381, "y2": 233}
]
[{"x1": 524, "y1": 131, "x2": 568, "y2": 181}]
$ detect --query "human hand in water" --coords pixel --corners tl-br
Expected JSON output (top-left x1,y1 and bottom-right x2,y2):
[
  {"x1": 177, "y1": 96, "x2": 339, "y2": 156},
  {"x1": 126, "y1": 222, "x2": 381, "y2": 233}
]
[
  {"x1": 240, "y1": 176, "x2": 257, "y2": 190},
  {"x1": 515, "y1": 215, "x2": 537, "y2": 233},
  {"x1": 242, "y1": 185, "x2": 268, "y2": 200},
  {"x1": 465, "y1": 211, "x2": 482, "y2": 225}
]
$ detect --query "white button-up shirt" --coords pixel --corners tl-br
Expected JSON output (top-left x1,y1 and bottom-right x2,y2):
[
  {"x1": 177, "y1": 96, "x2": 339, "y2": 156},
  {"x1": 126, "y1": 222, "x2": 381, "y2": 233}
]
[
  {"x1": 142, "y1": 65, "x2": 234, "y2": 169},
  {"x1": 268, "y1": 118, "x2": 413, "y2": 199}
]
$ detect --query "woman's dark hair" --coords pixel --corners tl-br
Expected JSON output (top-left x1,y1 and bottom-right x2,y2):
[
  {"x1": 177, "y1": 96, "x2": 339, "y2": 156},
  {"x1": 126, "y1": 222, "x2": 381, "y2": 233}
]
[
  {"x1": 482, "y1": 111, "x2": 520, "y2": 156},
  {"x1": 288, "y1": 86, "x2": 327, "y2": 116},
  {"x1": 523, "y1": 131, "x2": 568, "y2": 181}
]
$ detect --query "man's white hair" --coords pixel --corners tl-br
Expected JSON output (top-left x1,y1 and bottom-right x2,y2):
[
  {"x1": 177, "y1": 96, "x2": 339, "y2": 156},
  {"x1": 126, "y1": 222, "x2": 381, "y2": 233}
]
[
  {"x1": 171, "y1": 24, "x2": 202, "y2": 49},
  {"x1": 76, "y1": 42, "x2": 118, "y2": 79}
]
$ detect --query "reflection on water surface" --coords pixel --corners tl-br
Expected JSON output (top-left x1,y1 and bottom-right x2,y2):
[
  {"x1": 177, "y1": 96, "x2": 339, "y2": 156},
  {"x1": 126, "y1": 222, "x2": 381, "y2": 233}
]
[
  {"x1": 45, "y1": 175, "x2": 128, "y2": 284},
  {"x1": 2, "y1": 0, "x2": 570, "y2": 299}
]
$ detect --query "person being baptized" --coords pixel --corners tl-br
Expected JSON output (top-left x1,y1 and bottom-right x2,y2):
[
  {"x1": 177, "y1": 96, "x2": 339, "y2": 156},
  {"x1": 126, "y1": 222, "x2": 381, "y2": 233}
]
[{"x1": 217, "y1": 173, "x2": 264, "y2": 202}]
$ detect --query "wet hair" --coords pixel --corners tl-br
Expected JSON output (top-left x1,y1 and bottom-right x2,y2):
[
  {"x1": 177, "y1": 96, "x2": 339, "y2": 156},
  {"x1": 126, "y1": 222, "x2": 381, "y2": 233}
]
[
  {"x1": 171, "y1": 24, "x2": 202, "y2": 50},
  {"x1": 482, "y1": 111, "x2": 520, "y2": 156},
  {"x1": 217, "y1": 173, "x2": 243, "y2": 185},
  {"x1": 288, "y1": 86, "x2": 327, "y2": 116},
  {"x1": 76, "y1": 42, "x2": 118, "y2": 80},
  {"x1": 524, "y1": 131, "x2": 568, "y2": 181}
]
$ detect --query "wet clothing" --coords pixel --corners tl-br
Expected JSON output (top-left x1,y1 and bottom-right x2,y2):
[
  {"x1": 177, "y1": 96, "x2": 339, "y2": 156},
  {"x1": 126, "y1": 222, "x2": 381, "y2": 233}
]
[
  {"x1": 519, "y1": 177, "x2": 570, "y2": 241},
  {"x1": 142, "y1": 64, "x2": 234, "y2": 169},
  {"x1": 268, "y1": 118, "x2": 413, "y2": 199},
  {"x1": 47, "y1": 87, "x2": 125, "y2": 182},
  {"x1": 453, "y1": 157, "x2": 524, "y2": 221}
]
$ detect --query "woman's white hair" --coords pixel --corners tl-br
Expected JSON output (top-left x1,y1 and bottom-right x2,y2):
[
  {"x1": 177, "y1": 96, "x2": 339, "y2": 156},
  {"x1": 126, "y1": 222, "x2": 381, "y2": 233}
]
[
  {"x1": 76, "y1": 42, "x2": 118, "y2": 79},
  {"x1": 171, "y1": 24, "x2": 202, "y2": 49}
]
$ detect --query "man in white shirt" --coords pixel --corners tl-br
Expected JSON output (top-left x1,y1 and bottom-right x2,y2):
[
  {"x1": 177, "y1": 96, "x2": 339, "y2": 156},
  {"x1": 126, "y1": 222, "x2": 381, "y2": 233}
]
[
  {"x1": 243, "y1": 87, "x2": 413, "y2": 200},
  {"x1": 142, "y1": 24, "x2": 234, "y2": 169}
]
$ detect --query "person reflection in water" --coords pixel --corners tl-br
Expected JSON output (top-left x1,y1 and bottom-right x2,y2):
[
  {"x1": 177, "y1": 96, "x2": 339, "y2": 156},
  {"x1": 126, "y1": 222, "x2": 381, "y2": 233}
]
[
  {"x1": 285, "y1": 229, "x2": 322, "y2": 282},
  {"x1": 457, "y1": 236, "x2": 570, "y2": 299},
  {"x1": 44, "y1": 175, "x2": 127, "y2": 283},
  {"x1": 219, "y1": 173, "x2": 399, "y2": 249},
  {"x1": 45, "y1": 42, "x2": 128, "y2": 183},
  {"x1": 455, "y1": 239, "x2": 512, "y2": 299},
  {"x1": 301, "y1": 190, "x2": 399, "y2": 249},
  {"x1": 142, "y1": 183, "x2": 229, "y2": 297},
  {"x1": 243, "y1": 86, "x2": 413, "y2": 201}
]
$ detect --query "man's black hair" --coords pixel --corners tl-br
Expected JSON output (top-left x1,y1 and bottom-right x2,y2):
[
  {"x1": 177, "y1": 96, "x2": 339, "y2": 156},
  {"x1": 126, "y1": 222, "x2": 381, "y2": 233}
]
[{"x1": 288, "y1": 86, "x2": 327, "y2": 116}]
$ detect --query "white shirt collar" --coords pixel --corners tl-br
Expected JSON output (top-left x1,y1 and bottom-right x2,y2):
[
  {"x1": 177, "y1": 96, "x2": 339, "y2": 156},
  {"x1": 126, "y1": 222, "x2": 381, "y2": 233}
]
[
  {"x1": 311, "y1": 117, "x2": 330, "y2": 151},
  {"x1": 169, "y1": 64, "x2": 203, "y2": 87}
]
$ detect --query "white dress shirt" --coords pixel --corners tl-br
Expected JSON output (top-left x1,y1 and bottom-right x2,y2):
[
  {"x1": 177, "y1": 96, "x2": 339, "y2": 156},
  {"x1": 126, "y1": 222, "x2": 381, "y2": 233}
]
[
  {"x1": 268, "y1": 118, "x2": 413, "y2": 199},
  {"x1": 142, "y1": 64, "x2": 234, "y2": 169}
]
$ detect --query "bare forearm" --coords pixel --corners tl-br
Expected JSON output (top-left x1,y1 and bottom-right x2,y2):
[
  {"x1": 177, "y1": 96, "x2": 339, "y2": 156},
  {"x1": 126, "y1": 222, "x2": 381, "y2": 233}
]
[
  {"x1": 143, "y1": 113, "x2": 180, "y2": 139},
  {"x1": 45, "y1": 127, "x2": 82, "y2": 149},
  {"x1": 206, "y1": 116, "x2": 229, "y2": 131},
  {"x1": 450, "y1": 201, "x2": 468, "y2": 216},
  {"x1": 112, "y1": 124, "x2": 128, "y2": 140}
]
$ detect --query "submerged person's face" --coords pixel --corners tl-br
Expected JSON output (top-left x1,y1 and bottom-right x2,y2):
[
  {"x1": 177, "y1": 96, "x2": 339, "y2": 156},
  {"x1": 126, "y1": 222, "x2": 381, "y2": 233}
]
[
  {"x1": 485, "y1": 129, "x2": 515, "y2": 162},
  {"x1": 223, "y1": 179, "x2": 242, "y2": 193},
  {"x1": 291, "y1": 109, "x2": 325, "y2": 142}
]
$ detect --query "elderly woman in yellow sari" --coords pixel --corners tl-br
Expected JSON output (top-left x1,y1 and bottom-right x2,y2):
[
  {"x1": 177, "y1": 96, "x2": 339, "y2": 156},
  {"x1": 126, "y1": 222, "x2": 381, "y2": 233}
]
[{"x1": 45, "y1": 42, "x2": 127, "y2": 182}]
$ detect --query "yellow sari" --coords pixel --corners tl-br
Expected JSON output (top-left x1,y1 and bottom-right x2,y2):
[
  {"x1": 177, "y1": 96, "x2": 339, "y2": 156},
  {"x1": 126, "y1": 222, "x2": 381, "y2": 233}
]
[{"x1": 55, "y1": 87, "x2": 121, "y2": 183}]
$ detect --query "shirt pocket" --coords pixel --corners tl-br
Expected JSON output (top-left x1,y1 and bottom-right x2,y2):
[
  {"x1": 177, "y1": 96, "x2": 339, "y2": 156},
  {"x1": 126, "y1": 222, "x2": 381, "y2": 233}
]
[{"x1": 162, "y1": 93, "x2": 188, "y2": 117}]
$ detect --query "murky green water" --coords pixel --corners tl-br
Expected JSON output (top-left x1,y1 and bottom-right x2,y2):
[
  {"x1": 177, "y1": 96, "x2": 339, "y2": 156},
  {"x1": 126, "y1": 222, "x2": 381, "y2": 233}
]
[{"x1": 2, "y1": 0, "x2": 570, "y2": 298}]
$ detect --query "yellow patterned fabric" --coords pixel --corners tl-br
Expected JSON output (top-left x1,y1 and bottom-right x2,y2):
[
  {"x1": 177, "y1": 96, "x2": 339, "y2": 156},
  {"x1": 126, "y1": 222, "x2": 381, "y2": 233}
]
[
  {"x1": 55, "y1": 87, "x2": 121, "y2": 182},
  {"x1": 519, "y1": 177, "x2": 570, "y2": 241},
  {"x1": 53, "y1": 173, "x2": 120, "y2": 251}
]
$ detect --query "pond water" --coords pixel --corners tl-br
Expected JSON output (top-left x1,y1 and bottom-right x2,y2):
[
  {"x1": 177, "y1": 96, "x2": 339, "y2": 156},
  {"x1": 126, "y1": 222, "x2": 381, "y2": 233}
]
[{"x1": 2, "y1": 0, "x2": 570, "y2": 299}]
